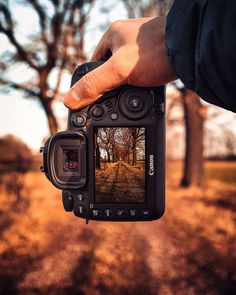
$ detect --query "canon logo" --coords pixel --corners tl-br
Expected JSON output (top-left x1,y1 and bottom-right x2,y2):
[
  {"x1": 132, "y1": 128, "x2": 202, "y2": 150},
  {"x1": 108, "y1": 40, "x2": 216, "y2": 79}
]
[{"x1": 149, "y1": 155, "x2": 154, "y2": 176}]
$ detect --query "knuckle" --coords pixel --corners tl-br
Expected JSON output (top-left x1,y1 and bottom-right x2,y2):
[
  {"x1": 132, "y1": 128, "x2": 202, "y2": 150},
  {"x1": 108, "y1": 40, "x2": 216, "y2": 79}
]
[
  {"x1": 109, "y1": 20, "x2": 123, "y2": 32},
  {"x1": 107, "y1": 20, "x2": 128, "y2": 47}
]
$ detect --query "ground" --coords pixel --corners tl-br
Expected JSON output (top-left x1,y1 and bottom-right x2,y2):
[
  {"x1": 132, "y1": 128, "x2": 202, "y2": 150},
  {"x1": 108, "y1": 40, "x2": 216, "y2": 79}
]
[
  {"x1": 95, "y1": 161, "x2": 145, "y2": 203},
  {"x1": 0, "y1": 161, "x2": 235, "y2": 295}
]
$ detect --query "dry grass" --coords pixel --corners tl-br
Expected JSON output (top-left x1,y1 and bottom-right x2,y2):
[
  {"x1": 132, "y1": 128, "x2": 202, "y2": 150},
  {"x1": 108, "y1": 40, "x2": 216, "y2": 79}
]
[{"x1": 0, "y1": 161, "x2": 235, "y2": 294}]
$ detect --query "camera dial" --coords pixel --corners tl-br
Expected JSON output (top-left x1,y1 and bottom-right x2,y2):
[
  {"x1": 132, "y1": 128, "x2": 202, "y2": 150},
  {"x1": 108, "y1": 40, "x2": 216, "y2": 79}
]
[{"x1": 118, "y1": 88, "x2": 152, "y2": 120}]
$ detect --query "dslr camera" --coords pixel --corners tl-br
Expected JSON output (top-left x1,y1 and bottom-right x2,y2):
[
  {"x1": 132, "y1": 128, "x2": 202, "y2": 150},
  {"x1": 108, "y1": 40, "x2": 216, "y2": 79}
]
[{"x1": 41, "y1": 61, "x2": 165, "y2": 222}]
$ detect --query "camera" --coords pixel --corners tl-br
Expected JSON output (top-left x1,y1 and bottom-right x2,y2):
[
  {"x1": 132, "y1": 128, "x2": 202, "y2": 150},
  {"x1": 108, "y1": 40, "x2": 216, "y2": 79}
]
[{"x1": 40, "y1": 61, "x2": 165, "y2": 222}]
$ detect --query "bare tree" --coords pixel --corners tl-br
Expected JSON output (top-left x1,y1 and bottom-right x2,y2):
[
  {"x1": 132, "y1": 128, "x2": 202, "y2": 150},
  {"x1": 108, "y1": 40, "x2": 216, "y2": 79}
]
[
  {"x1": 122, "y1": 0, "x2": 172, "y2": 18},
  {"x1": 94, "y1": 128, "x2": 101, "y2": 169},
  {"x1": 129, "y1": 128, "x2": 145, "y2": 166},
  {"x1": 223, "y1": 129, "x2": 236, "y2": 158},
  {"x1": 97, "y1": 128, "x2": 117, "y2": 163},
  {"x1": 0, "y1": 0, "x2": 94, "y2": 134}
]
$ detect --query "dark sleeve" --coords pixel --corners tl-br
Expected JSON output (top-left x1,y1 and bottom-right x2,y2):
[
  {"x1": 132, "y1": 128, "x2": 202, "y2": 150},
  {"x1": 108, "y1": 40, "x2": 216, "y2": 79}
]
[{"x1": 166, "y1": 0, "x2": 236, "y2": 112}]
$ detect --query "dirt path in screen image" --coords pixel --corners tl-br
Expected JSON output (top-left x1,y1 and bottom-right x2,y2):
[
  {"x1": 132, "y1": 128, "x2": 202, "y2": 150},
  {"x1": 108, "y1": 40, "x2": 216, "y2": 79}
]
[{"x1": 95, "y1": 161, "x2": 145, "y2": 203}]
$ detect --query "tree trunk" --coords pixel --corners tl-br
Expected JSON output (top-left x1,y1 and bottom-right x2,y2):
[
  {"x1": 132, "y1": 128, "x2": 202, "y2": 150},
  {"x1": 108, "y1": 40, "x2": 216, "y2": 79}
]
[
  {"x1": 181, "y1": 89, "x2": 204, "y2": 187},
  {"x1": 41, "y1": 99, "x2": 58, "y2": 135},
  {"x1": 132, "y1": 143, "x2": 136, "y2": 166},
  {"x1": 112, "y1": 147, "x2": 115, "y2": 163},
  {"x1": 107, "y1": 151, "x2": 111, "y2": 163},
  {"x1": 94, "y1": 129, "x2": 100, "y2": 169}
]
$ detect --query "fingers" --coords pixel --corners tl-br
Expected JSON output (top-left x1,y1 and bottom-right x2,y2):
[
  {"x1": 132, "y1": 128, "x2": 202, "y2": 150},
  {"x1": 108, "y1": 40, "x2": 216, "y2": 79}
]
[{"x1": 64, "y1": 50, "x2": 127, "y2": 110}]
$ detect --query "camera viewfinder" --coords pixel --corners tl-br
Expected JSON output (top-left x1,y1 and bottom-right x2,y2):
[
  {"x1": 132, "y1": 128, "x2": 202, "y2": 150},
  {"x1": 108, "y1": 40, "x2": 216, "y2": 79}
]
[{"x1": 64, "y1": 149, "x2": 79, "y2": 171}]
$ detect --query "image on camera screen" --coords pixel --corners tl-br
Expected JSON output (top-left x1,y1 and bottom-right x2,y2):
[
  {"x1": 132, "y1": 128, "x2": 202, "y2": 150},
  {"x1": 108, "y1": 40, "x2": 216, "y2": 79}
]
[{"x1": 94, "y1": 127, "x2": 145, "y2": 203}]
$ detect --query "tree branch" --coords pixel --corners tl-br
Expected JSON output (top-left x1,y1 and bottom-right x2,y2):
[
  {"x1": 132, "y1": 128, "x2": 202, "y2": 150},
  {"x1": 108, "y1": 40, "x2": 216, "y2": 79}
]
[
  {"x1": 0, "y1": 77, "x2": 40, "y2": 98},
  {"x1": 27, "y1": 0, "x2": 48, "y2": 45},
  {"x1": 0, "y1": 4, "x2": 39, "y2": 70}
]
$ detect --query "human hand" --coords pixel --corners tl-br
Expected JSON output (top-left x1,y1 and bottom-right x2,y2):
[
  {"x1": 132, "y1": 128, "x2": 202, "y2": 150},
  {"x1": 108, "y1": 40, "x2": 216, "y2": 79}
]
[{"x1": 64, "y1": 16, "x2": 178, "y2": 110}]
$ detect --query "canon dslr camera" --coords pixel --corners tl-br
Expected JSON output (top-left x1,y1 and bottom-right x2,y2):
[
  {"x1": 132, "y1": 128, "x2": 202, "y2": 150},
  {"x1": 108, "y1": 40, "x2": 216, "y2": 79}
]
[{"x1": 41, "y1": 61, "x2": 165, "y2": 222}]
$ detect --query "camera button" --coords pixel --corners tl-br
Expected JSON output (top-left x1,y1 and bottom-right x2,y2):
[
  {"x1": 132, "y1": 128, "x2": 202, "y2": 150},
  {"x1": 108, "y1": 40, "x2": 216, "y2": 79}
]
[
  {"x1": 129, "y1": 209, "x2": 137, "y2": 217},
  {"x1": 92, "y1": 209, "x2": 99, "y2": 217},
  {"x1": 116, "y1": 209, "x2": 125, "y2": 217},
  {"x1": 129, "y1": 97, "x2": 142, "y2": 109},
  {"x1": 110, "y1": 112, "x2": 118, "y2": 120},
  {"x1": 142, "y1": 209, "x2": 150, "y2": 217},
  {"x1": 73, "y1": 114, "x2": 86, "y2": 126},
  {"x1": 104, "y1": 209, "x2": 112, "y2": 217},
  {"x1": 62, "y1": 191, "x2": 74, "y2": 212},
  {"x1": 91, "y1": 105, "x2": 104, "y2": 118},
  {"x1": 78, "y1": 205, "x2": 86, "y2": 215},
  {"x1": 105, "y1": 100, "x2": 113, "y2": 110},
  {"x1": 77, "y1": 193, "x2": 85, "y2": 202}
]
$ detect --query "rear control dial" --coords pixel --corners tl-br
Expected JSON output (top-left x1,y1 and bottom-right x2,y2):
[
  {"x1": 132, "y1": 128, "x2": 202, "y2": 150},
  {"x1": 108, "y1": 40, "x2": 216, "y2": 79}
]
[{"x1": 118, "y1": 88, "x2": 152, "y2": 120}]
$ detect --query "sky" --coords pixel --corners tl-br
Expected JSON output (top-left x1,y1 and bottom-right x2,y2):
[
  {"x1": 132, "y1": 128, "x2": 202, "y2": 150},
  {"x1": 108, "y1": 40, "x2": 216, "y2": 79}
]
[
  {"x1": 0, "y1": 0, "x2": 236, "y2": 155},
  {"x1": 0, "y1": 0, "x2": 127, "y2": 150}
]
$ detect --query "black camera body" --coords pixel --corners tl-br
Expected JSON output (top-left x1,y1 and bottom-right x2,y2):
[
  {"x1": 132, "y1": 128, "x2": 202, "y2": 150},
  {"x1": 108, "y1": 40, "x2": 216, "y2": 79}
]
[{"x1": 41, "y1": 61, "x2": 165, "y2": 222}]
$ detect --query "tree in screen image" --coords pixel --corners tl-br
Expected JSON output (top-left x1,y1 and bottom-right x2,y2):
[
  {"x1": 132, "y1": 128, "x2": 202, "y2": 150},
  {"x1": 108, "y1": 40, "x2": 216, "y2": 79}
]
[
  {"x1": 94, "y1": 127, "x2": 146, "y2": 203},
  {"x1": 95, "y1": 127, "x2": 145, "y2": 168}
]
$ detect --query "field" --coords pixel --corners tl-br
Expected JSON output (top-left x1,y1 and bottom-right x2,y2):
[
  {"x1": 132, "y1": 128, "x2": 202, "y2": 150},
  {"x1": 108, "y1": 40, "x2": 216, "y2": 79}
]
[{"x1": 0, "y1": 161, "x2": 235, "y2": 295}]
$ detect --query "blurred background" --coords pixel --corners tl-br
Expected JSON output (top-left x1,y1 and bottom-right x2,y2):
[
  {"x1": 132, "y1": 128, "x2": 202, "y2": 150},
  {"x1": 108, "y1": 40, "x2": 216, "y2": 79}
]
[{"x1": 0, "y1": 0, "x2": 236, "y2": 294}]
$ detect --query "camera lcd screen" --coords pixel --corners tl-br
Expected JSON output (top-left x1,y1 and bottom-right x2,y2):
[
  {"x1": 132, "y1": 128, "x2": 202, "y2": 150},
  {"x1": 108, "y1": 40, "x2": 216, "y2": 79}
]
[{"x1": 94, "y1": 127, "x2": 145, "y2": 203}]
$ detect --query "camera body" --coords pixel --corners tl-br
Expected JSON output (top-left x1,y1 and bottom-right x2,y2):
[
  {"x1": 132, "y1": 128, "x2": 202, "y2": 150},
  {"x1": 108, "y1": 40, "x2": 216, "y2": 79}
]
[{"x1": 41, "y1": 61, "x2": 165, "y2": 221}]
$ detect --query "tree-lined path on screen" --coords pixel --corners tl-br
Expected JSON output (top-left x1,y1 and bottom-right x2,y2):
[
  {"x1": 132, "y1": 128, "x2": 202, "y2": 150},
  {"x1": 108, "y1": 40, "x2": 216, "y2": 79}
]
[
  {"x1": 96, "y1": 160, "x2": 145, "y2": 203},
  {"x1": 0, "y1": 162, "x2": 235, "y2": 295}
]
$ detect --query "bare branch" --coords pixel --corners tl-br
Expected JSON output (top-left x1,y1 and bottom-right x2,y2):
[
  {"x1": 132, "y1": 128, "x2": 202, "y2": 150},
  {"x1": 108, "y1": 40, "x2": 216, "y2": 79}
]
[
  {"x1": 0, "y1": 3, "x2": 14, "y2": 30},
  {"x1": 0, "y1": 0, "x2": 95, "y2": 134},
  {"x1": 27, "y1": 0, "x2": 48, "y2": 45},
  {"x1": 0, "y1": 4, "x2": 39, "y2": 70},
  {"x1": 0, "y1": 77, "x2": 40, "y2": 98}
]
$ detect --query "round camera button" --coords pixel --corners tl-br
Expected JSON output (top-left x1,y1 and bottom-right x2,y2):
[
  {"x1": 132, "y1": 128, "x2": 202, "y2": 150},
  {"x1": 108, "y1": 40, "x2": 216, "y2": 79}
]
[
  {"x1": 129, "y1": 209, "x2": 137, "y2": 217},
  {"x1": 77, "y1": 193, "x2": 85, "y2": 201},
  {"x1": 92, "y1": 209, "x2": 99, "y2": 217},
  {"x1": 75, "y1": 115, "x2": 85, "y2": 125},
  {"x1": 104, "y1": 209, "x2": 112, "y2": 217},
  {"x1": 110, "y1": 112, "x2": 118, "y2": 120},
  {"x1": 129, "y1": 97, "x2": 142, "y2": 109},
  {"x1": 142, "y1": 209, "x2": 150, "y2": 217},
  {"x1": 117, "y1": 209, "x2": 125, "y2": 217},
  {"x1": 91, "y1": 105, "x2": 104, "y2": 118},
  {"x1": 72, "y1": 113, "x2": 86, "y2": 126},
  {"x1": 78, "y1": 205, "x2": 86, "y2": 215},
  {"x1": 119, "y1": 88, "x2": 152, "y2": 120}
]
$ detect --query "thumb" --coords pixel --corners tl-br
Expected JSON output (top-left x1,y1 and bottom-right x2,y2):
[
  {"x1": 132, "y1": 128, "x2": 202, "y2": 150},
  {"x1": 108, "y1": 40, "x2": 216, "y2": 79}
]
[{"x1": 64, "y1": 51, "x2": 127, "y2": 110}]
